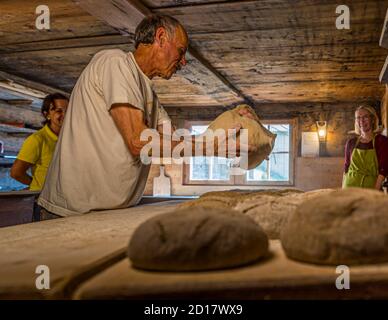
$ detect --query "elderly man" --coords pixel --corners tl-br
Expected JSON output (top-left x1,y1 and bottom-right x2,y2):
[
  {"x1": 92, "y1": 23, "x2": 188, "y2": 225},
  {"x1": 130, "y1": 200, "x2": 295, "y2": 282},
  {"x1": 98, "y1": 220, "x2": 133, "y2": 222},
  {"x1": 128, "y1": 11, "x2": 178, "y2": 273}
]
[{"x1": 38, "y1": 15, "x2": 251, "y2": 216}]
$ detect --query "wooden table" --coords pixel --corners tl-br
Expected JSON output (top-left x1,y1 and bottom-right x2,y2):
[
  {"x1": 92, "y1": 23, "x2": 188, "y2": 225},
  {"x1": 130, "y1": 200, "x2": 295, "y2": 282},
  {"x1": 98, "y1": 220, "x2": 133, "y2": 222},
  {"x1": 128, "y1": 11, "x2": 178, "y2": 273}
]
[
  {"x1": 73, "y1": 240, "x2": 388, "y2": 300},
  {"x1": 0, "y1": 200, "x2": 182, "y2": 299},
  {"x1": 1, "y1": 200, "x2": 388, "y2": 300},
  {"x1": 0, "y1": 191, "x2": 39, "y2": 227}
]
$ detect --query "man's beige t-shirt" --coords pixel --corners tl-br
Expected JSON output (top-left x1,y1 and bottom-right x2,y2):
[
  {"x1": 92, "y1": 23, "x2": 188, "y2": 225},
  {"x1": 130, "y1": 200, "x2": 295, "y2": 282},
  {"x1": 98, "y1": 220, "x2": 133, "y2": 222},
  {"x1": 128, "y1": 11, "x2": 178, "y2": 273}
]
[{"x1": 38, "y1": 49, "x2": 171, "y2": 216}]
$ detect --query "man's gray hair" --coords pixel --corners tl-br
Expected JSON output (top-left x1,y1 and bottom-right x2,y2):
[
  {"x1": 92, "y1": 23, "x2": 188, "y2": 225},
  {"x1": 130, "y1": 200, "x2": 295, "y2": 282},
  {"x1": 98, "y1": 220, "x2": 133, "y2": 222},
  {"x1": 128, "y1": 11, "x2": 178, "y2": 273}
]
[{"x1": 135, "y1": 14, "x2": 181, "y2": 48}]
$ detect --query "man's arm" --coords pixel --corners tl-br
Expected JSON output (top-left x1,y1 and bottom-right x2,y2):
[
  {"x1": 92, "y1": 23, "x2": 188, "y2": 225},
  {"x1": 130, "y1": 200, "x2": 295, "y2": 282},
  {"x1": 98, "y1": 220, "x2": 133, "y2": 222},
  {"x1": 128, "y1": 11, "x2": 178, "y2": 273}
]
[
  {"x1": 110, "y1": 104, "x2": 149, "y2": 157},
  {"x1": 110, "y1": 104, "x2": 253, "y2": 159},
  {"x1": 110, "y1": 104, "x2": 183, "y2": 158}
]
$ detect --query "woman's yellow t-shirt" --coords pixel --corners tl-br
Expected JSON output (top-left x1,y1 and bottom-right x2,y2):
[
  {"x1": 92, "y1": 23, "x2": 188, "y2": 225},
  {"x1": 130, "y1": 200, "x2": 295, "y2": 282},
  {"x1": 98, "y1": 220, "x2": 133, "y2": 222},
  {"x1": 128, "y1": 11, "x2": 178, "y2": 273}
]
[{"x1": 16, "y1": 125, "x2": 58, "y2": 191}]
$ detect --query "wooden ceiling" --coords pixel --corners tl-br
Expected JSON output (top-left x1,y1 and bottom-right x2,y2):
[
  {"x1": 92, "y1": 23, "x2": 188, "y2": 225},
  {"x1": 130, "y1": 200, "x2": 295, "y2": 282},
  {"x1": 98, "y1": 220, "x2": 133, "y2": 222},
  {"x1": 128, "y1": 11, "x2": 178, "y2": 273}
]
[{"x1": 0, "y1": 0, "x2": 388, "y2": 108}]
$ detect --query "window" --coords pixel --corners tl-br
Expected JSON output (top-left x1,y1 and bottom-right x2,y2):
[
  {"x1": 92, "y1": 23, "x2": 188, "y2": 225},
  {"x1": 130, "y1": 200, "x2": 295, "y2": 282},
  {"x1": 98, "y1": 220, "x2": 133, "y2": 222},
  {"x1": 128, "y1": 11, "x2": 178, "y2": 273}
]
[
  {"x1": 184, "y1": 119, "x2": 296, "y2": 186},
  {"x1": 189, "y1": 125, "x2": 233, "y2": 183},
  {"x1": 246, "y1": 124, "x2": 290, "y2": 182}
]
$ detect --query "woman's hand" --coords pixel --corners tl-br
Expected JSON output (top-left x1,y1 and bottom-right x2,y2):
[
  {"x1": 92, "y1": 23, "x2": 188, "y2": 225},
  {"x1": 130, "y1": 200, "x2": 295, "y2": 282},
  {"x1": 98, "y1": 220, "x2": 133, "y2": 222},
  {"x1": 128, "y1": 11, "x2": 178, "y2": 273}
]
[{"x1": 375, "y1": 174, "x2": 385, "y2": 190}]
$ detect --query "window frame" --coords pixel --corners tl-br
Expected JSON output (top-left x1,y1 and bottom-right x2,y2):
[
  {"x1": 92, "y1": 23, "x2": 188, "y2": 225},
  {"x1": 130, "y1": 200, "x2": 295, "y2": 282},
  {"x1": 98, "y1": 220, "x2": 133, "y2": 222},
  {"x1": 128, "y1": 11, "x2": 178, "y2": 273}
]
[{"x1": 182, "y1": 118, "x2": 297, "y2": 186}]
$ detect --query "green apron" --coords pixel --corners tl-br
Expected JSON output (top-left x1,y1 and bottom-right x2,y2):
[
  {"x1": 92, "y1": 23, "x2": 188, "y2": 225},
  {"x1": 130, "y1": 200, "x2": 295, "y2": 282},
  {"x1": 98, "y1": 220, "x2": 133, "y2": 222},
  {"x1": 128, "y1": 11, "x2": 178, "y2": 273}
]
[{"x1": 343, "y1": 135, "x2": 378, "y2": 189}]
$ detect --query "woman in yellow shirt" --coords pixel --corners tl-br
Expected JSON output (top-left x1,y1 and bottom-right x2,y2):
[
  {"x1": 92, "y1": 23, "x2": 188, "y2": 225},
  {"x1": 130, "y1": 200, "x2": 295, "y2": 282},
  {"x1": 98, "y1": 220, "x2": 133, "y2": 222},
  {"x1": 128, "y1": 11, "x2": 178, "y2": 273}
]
[{"x1": 11, "y1": 93, "x2": 68, "y2": 191}]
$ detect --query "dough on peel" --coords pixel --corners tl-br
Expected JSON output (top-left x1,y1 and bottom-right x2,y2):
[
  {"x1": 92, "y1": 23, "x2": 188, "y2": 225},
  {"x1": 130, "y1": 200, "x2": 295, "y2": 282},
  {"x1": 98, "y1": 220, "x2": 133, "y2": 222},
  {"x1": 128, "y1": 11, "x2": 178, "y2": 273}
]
[{"x1": 206, "y1": 104, "x2": 277, "y2": 170}]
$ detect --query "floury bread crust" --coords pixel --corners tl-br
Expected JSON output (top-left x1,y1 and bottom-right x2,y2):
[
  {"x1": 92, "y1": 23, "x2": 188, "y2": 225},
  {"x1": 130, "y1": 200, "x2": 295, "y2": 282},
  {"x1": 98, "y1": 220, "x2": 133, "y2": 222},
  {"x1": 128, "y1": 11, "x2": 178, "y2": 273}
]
[
  {"x1": 128, "y1": 207, "x2": 269, "y2": 271},
  {"x1": 281, "y1": 188, "x2": 388, "y2": 265},
  {"x1": 178, "y1": 189, "x2": 304, "y2": 210},
  {"x1": 234, "y1": 189, "x2": 335, "y2": 239},
  {"x1": 206, "y1": 104, "x2": 277, "y2": 170},
  {"x1": 178, "y1": 189, "x2": 332, "y2": 239}
]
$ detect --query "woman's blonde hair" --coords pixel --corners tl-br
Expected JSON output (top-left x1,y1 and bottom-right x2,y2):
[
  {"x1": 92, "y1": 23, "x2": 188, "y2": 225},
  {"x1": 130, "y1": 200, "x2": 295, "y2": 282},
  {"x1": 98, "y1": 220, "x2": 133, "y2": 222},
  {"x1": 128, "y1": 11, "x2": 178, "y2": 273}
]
[{"x1": 354, "y1": 105, "x2": 380, "y2": 135}]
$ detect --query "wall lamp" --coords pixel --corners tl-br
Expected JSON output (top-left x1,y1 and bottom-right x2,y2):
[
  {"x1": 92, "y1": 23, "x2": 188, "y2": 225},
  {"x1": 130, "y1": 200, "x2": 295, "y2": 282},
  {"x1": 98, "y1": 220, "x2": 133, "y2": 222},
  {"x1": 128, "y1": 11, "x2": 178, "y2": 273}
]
[{"x1": 316, "y1": 121, "x2": 327, "y2": 142}]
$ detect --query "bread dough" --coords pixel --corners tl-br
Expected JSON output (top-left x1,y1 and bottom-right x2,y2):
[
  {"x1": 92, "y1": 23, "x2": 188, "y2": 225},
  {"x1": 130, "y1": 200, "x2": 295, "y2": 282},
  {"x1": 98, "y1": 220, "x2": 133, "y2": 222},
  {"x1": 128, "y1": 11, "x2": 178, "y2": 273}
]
[
  {"x1": 234, "y1": 189, "x2": 334, "y2": 239},
  {"x1": 178, "y1": 197, "x2": 236, "y2": 210},
  {"x1": 281, "y1": 188, "x2": 388, "y2": 265},
  {"x1": 128, "y1": 207, "x2": 269, "y2": 271},
  {"x1": 178, "y1": 188, "x2": 324, "y2": 239},
  {"x1": 178, "y1": 189, "x2": 304, "y2": 210},
  {"x1": 201, "y1": 189, "x2": 303, "y2": 199},
  {"x1": 206, "y1": 104, "x2": 277, "y2": 170}
]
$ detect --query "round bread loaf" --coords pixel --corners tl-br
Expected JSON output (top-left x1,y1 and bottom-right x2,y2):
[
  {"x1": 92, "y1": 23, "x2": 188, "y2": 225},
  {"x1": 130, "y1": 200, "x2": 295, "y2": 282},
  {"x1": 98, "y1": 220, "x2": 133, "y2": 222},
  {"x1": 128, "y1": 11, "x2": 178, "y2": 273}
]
[
  {"x1": 281, "y1": 188, "x2": 388, "y2": 265},
  {"x1": 128, "y1": 207, "x2": 269, "y2": 271}
]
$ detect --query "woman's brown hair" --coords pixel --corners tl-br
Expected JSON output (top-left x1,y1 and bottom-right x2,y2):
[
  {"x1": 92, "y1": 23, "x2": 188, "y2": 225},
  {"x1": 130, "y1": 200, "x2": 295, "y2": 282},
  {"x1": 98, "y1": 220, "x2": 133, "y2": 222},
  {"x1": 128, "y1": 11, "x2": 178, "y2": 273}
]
[{"x1": 41, "y1": 93, "x2": 68, "y2": 125}]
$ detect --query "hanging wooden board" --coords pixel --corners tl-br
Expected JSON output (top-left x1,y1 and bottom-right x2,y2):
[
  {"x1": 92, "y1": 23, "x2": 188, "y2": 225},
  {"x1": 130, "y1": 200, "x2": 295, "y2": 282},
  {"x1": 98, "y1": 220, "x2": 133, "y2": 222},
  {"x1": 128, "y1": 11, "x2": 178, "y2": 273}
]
[{"x1": 153, "y1": 166, "x2": 171, "y2": 196}]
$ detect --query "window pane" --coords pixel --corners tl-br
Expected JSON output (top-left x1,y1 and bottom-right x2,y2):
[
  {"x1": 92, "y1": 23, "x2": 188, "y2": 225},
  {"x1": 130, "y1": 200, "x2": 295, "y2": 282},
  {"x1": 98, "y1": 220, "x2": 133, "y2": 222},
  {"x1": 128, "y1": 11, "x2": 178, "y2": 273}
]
[
  {"x1": 247, "y1": 160, "x2": 268, "y2": 181},
  {"x1": 210, "y1": 157, "x2": 230, "y2": 180},
  {"x1": 191, "y1": 125, "x2": 208, "y2": 135},
  {"x1": 189, "y1": 122, "x2": 292, "y2": 183},
  {"x1": 269, "y1": 153, "x2": 289, "y2": 181},
  {"x1": 190, "y1": 125, "x2": 210, "y2": 180},
  {"x1": 246, "y1": 123, "x2": 291, "y2": 182},
  {"x1": 190, "y1": 157, "x2": 210, "y2": 180},
  {"x1": 190, "y1": 125, "x2": 229, "y2": 181},
  {"x1": 269, "y1": 124, "x2": 289, "y2": 152}
]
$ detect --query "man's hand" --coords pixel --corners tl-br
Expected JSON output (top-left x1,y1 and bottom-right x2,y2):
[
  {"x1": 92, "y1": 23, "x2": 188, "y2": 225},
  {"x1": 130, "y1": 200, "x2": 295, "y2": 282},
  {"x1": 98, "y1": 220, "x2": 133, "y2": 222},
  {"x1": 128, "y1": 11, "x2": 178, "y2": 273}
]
[
  {"x1": 213, "y1": 124, "x2": 258, "y2": 158},
  {"x1": 238, "y1": 106, "x2": 257, "y2": 121}
]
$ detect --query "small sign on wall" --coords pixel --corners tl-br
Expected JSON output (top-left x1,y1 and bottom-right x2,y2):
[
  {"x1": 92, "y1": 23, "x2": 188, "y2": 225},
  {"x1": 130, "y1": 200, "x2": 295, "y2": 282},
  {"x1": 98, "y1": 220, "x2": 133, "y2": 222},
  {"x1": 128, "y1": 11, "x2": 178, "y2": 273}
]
[{"x1": 301, "y1": 132, "x2": 319, "y2": 157}]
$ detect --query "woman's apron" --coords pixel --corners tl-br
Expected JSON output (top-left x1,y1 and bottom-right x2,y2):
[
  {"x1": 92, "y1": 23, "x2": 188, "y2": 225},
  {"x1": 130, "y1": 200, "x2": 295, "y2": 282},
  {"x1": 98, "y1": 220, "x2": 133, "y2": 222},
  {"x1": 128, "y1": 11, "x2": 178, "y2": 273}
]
[{"x1": 343, "y1": 136, "x2": 378, "y2": 189}]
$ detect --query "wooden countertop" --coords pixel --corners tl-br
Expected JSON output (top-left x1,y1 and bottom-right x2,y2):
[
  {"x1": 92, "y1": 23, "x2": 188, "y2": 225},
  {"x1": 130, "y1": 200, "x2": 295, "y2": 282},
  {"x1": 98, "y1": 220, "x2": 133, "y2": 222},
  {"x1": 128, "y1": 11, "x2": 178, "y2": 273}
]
[
  {"x1": 2, "y1": 199, "x2": 388, "y2": 300},
  {"x1": 0, "y1": 200, "x2": 182, "y2": 299},
  {"x1": 73, "y1": 240, "x2": 388, "y2": 300}
]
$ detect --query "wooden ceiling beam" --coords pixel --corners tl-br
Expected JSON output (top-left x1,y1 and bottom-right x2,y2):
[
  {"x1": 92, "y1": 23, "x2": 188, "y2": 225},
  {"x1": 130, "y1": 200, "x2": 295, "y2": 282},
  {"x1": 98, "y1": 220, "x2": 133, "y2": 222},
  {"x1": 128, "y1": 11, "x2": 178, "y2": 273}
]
[
  {"x1": 73, "y1": 0, "x2": 147, "y2": 36},
  {"x1": 0, "y1": 71, "x2": 70, "y2": 98},
  {"x1": 380, "y1": 56, "x2": 388, "y2": 83},
  {"x1": 0, "y1": 35, "x2": 134, "y2": 55},
  {"x1": 73, "y1": 0, "x2": 250, "y2": 105},
  {"x1": 380, "y1": 8, "x2": 388, "y2": 49},
  {"x1": 154, "y1": 0, "x2": 386, "y2": 34},
  {"x1": 0, "y1": 102, "x2": 43, "y2": 128},
  {"x1": 0, "y1": 123, "x2": 36, "y2": 134}
]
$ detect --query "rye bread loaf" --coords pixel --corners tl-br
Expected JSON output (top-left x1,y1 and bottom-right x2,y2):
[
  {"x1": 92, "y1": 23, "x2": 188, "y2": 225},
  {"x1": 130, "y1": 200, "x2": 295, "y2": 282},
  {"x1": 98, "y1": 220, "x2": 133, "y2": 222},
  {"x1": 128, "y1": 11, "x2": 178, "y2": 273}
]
[{"x1": 128, "y1": 207, "x2": 269, "y2": 271}]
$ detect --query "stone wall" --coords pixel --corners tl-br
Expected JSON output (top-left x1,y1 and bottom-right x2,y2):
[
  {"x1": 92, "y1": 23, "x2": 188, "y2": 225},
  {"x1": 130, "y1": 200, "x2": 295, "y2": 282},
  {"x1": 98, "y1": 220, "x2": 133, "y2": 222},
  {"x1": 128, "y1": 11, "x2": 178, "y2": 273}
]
[{"x1": 143, "y1": 102, "x2": 380, "y2": 195}]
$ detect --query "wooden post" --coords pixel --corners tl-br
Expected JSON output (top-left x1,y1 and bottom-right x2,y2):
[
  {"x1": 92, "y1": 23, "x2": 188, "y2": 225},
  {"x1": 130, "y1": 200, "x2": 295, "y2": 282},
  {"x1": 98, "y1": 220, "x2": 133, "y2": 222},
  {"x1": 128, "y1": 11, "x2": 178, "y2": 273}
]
[
  {"x1": 381, "y1": 84, "x2": 388, "y2": 135},
  {"x1": 380, "y1": 8, "x2": 388, "y2": 49},
  {"x1": 380, "y1": 56, "x2": 388, "y2": 83}
]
